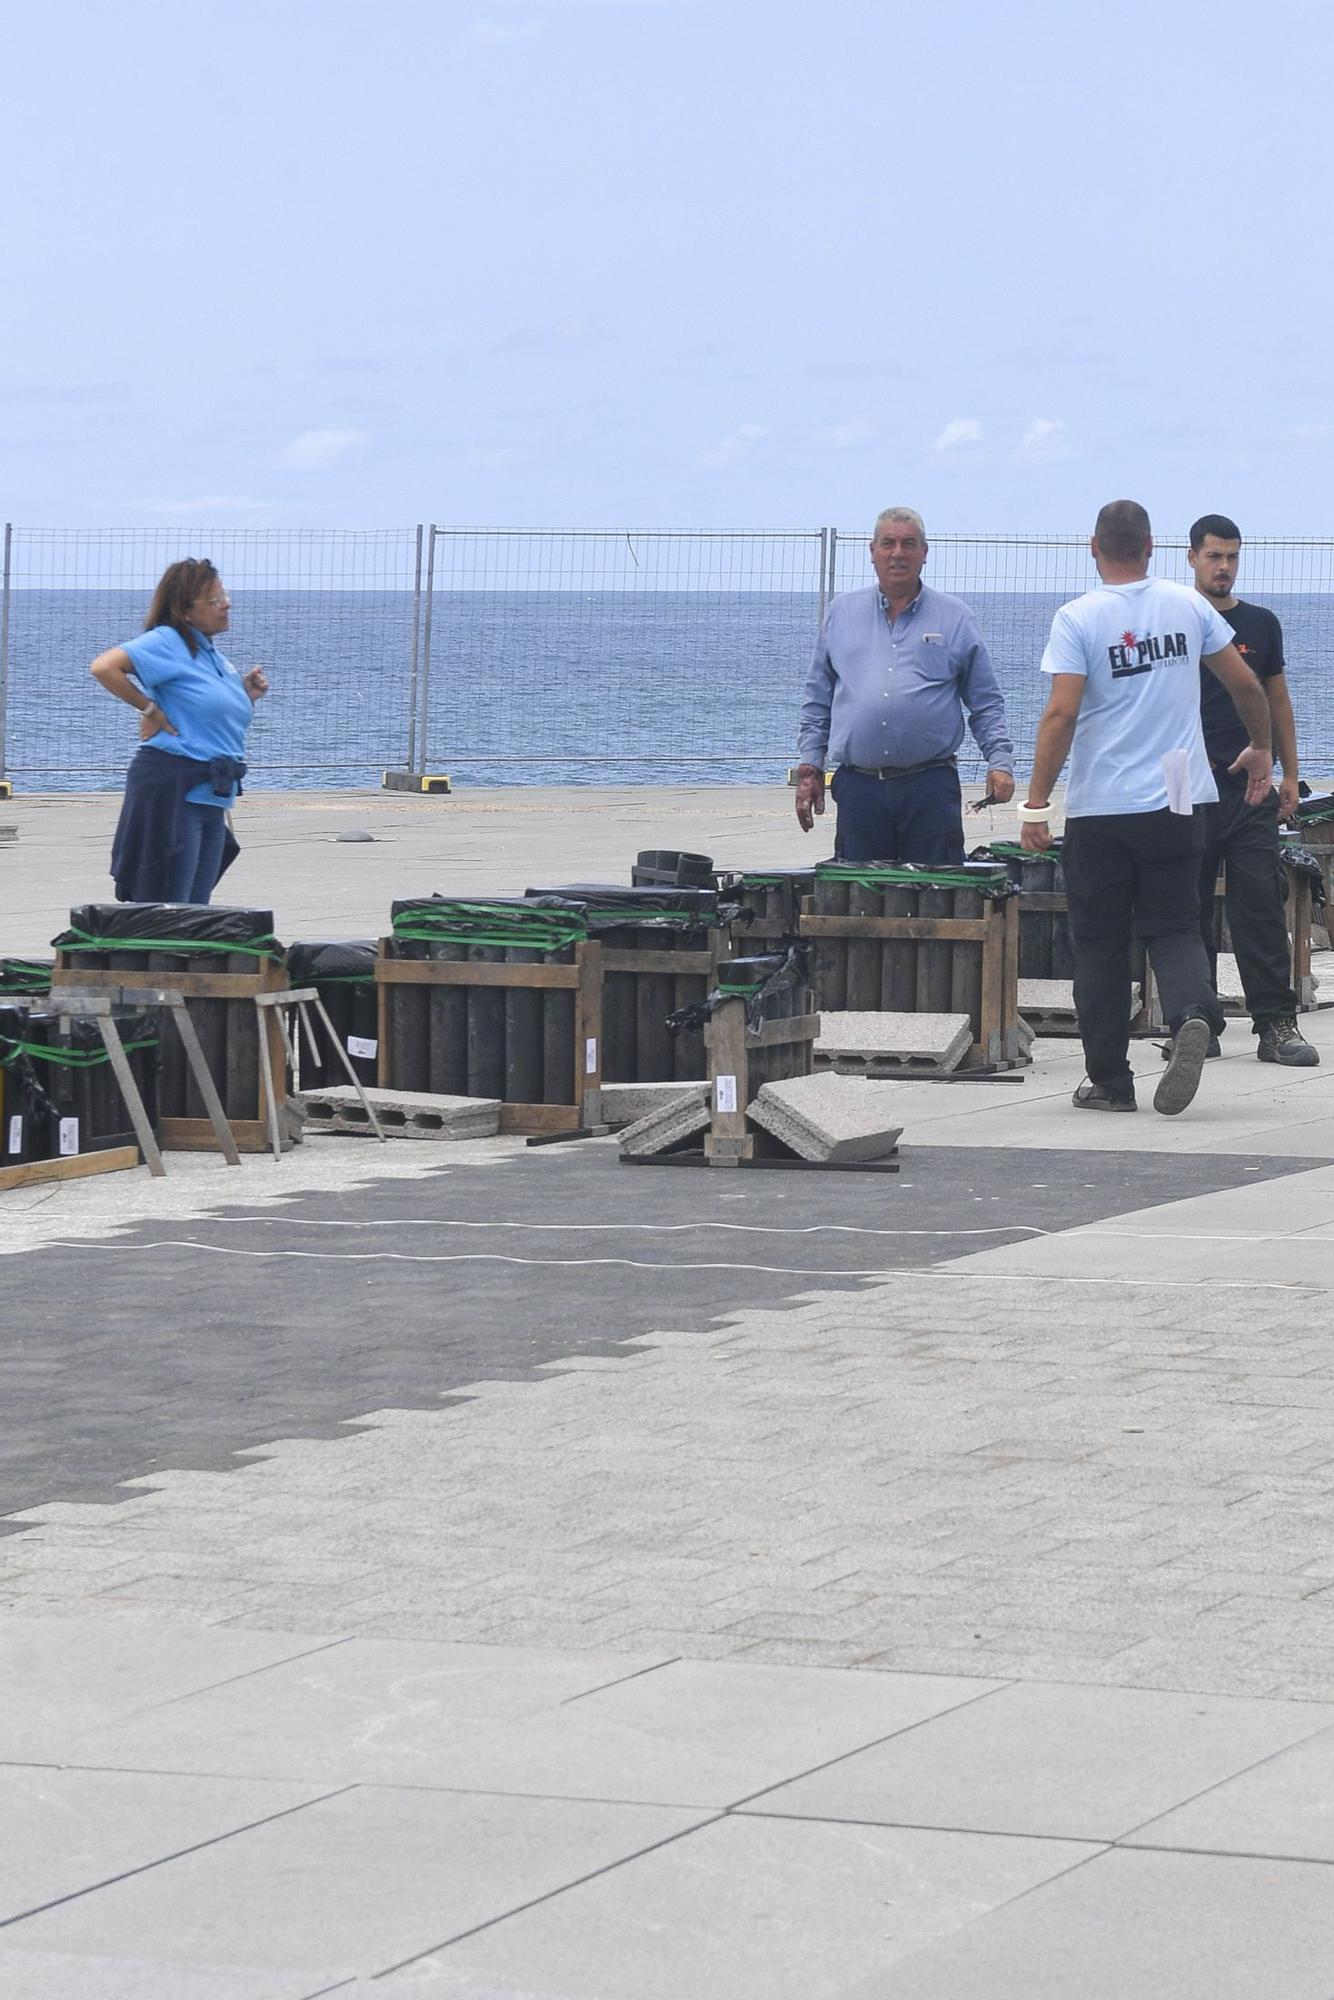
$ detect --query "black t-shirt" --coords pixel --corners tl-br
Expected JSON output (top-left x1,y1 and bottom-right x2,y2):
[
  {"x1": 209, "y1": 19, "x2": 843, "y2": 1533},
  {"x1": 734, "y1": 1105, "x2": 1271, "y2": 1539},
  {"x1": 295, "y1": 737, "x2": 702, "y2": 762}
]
[{"x1": 1199, "y1": 598, "x2": 1285, "y2": 767}]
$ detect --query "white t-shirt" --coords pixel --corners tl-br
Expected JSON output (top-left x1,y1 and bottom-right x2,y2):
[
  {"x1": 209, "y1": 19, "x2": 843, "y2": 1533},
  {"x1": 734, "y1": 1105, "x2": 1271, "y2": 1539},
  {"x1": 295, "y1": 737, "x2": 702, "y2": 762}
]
[{"x1": 1040, "y1": 577, "x2": 1236, "y2": 817}]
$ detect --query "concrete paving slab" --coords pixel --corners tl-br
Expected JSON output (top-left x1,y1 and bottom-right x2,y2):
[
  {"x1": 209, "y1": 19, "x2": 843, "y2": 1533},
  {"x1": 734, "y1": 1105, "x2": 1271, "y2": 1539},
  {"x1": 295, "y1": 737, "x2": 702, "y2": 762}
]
[
  {"x1": 749, "y1": 1073, "x2": 903, "y2": 1164},
  {"x1": 0, "y1": 1611, "x2": 343, "y2": 1761},
  {"x1": 745, "y1": 1681, "x2": 1334, "y2": 1841},
  {"x1": 59, "y1": 1637, "x2": 673, "y2": 1784},
  {"x1": 381, "y1": 1813, "x2": 1098, "y2": 2000},
  {"x1": 617, "y1": 1092, "x2": 712, "y2": 1157},
  {"x1": 600, "y1": 1081, "x2": 708, "y2": 1127},
  {"x1": 0, "y1": 1787, "x2": 706, "y2": 1981},
  {"x1": 837, "y1": 1846, "x2": 1334, "y2": 1999},
  {"x1": 298, "y1": 1089, "x2": 501, "y2": 1140},
  {"x1": 0, "y1": 1765, "x2": 332, "y2": 1924},
  {"x1": 0, "y1": 1952, "x2": 337, "y2": 1999},
  {"x1": 1124, "y1": 1719, "x2": 1334, "y2": 1859},
  {"x1": 348, "y1": 1658, "x2": 1005, "y2": 1809},
  {"x1": 815, "y1": 1013, "x2": 971, "y2": 1071}
]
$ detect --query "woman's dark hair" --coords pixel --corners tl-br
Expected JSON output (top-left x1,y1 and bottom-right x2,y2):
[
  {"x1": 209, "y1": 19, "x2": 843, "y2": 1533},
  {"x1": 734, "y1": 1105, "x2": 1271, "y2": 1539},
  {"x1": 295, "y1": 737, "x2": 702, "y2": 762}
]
[{"x1": 143, "y1": 558, "x2": 220, "y2": 656}]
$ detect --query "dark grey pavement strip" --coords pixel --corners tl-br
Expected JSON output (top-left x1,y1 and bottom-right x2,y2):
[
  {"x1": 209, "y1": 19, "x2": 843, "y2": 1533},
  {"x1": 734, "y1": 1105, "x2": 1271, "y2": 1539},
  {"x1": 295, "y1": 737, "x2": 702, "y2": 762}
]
[{"x1": 0, "y1": 1144, "x2": 1320, "y2": 1524}]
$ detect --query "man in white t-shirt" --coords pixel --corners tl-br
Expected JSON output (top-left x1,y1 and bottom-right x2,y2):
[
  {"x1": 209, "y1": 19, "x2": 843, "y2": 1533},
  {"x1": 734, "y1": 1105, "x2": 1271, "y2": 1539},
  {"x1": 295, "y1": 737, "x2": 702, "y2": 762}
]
[{"x1": 1019, "y1": 500, "x2": 1273, "y2": 1116}]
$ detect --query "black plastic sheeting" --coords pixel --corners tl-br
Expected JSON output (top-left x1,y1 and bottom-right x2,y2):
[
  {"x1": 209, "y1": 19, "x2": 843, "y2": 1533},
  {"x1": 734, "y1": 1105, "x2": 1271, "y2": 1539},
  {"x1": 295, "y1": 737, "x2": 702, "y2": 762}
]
[
  {"x1": 1, "y1": 1005, "x2": 160, "y2": 1167},
  {"x1": 287, "y1": 941, "x2": 379, "y2": 1092},
  {"x1": 0, "y1": 958, "x2": 54, "y2": 996},
  {"x1": 55, "y1": 904, "x2": 281, "y2": 955}
]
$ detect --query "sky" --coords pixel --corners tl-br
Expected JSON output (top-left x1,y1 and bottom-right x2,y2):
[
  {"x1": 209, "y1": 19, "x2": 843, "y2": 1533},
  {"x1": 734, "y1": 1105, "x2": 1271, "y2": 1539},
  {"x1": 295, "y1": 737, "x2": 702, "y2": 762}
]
[{"x1": 4, "y1": 0, "x2": 1333, "y2": 537}]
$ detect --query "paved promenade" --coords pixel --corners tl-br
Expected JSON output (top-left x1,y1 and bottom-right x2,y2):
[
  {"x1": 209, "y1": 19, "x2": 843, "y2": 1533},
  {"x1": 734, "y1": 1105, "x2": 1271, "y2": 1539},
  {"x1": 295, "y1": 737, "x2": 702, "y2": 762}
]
[{"x1": 4, "y1": 789, "x2": 1334, "y2": 1996}]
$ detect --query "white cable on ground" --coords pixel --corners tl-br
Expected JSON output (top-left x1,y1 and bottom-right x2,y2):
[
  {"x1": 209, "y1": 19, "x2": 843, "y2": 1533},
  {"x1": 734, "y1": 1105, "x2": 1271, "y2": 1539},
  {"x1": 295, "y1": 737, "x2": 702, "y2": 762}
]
[
  {"x1": 168, "y1": 1215, "x2": 1053, "y2": 1239},
  {"x1": 40, "y1": 1238, "x2": 1321, "y2": 1290}
]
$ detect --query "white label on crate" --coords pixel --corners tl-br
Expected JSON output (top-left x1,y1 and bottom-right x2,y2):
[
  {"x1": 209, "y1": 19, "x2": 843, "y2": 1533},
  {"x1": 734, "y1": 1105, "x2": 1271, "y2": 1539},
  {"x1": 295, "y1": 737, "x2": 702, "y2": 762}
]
[
  {"x1": 347, "y1": 1035, "x2": 378, "y2": 1060},
  {"x1": 58, "y1": 1117, "x2": 80, "y2": 1156},
  {"x1": 715, "y1": 1074, "x2": 738, "y2": 1113},
  {"x1": 7, "y1": 1115, "x2": 21, "y2": 1153},
  {"x1": 585, "y1": 1037, "x2": 598, "y2": 1075}
]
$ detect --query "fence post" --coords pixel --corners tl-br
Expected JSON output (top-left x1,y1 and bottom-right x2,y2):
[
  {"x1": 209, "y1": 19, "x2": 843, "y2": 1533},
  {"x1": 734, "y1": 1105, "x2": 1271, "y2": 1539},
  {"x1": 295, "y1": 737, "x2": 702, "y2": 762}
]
[
  {"x1": 0, "y1": 524, "x2": 10, "y2": 785},
  {"x1": 826, "y1": 527, "x2": 838, "y2": 611},
  {"x1": 416, "y1": 524, "x2": 437, "y2": 776},
  {"x1": 405, "y1": 523, "x2": 423, "y2": 772},
  {"x1": 817, "y1": 526, "x2": 829, "y2": 624}
]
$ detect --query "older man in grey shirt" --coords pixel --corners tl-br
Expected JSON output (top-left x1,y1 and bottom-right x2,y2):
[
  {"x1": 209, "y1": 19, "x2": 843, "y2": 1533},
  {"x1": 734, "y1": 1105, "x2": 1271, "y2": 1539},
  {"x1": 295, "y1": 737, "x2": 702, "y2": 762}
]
[{"x1": 795, "y1": 508, "x2": 1015, "y2": 864}]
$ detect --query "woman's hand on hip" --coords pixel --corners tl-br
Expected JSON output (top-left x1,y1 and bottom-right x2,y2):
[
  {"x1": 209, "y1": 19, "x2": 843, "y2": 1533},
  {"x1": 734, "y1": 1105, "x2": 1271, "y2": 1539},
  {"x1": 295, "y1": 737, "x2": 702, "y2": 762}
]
[{"x1": 138, "y1": 702, "x2": 177, "y2": 741}]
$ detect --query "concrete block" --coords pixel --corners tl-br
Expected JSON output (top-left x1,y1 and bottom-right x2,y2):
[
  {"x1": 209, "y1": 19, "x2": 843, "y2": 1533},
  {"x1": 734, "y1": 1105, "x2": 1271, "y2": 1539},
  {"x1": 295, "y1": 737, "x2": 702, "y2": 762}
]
[
  {"x1": 618, "y1": 1092, "x2": 712, "y2": 1159},
  {"x1": 816, "y1": 1011, "x2": 971, "y2": 1073},
  {"x1": 749, "y1": 1072, "x2": 902, "y2": 1164},
  {"x1": 296, "y1": 1087, "x2": 501, "y2": 1139},
  {"x1": 602, "y1": 1081, "x2": 708, "y2": 1128},
  {"x1": 1019, "y1": 980, "x2": 1141, "y2": 1028}
]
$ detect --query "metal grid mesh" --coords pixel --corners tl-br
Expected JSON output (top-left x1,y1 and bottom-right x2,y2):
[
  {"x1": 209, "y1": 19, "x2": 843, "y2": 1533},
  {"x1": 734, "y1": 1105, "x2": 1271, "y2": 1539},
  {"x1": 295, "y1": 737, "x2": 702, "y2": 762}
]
[
  {"x1": 3, "y1": 524, "x2": 1333, "y2": 788},
  {"x1": 1, "y1": 528, "x2": 420, "y2": 787},
  {"x1": 833, "y1": 530, "x2": 1334, "y2": 780},
  {"x1": 417, "y1": 528, "x2": 826, "y2": 783}
]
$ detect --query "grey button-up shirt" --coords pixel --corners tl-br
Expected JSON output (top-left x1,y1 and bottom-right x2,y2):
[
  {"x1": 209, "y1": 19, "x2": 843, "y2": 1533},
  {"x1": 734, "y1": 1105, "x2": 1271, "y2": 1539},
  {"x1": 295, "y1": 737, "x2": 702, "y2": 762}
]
[{"x1": 797, "y1": 583, "x2": 1014, "y2": 773}]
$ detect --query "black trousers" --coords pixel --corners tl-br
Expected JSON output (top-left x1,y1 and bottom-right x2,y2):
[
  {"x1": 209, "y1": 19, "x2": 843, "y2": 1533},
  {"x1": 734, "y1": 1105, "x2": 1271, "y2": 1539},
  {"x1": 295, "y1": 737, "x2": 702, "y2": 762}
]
[
  {"x1": 1062, "y1": 808, "x2": 1224, "y2": 1094},
  {"x1": 1199, "y1": 776, "x2": 1296, "y2": 1029}
]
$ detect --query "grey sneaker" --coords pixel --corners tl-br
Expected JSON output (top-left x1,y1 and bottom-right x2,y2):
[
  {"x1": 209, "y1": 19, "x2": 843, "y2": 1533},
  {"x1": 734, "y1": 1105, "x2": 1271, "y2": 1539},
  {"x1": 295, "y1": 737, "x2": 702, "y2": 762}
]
[
  {"x1": 1073, "y1": 1080, "x2": 1137, "y2": 1112},
  {"x1": 1153, "y1": 1015, "x2": 1212, "y2": 1115},
  {"x1": 1257, "y1": 1016, "x2": 1320, "y2": 1067}
]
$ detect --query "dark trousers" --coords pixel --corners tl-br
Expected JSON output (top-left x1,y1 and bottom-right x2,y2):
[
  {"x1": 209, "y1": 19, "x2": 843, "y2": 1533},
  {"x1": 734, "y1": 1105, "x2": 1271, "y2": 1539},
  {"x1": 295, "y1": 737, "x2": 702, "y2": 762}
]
[
  {"x1": 1199, "y1": 777, "x2": 1296, "y2": 1029},
  {"x1": 831, "y1": 763, "x2": 964, "y2": 865},
  {"x1": 166, "y1": 803, "x2": 230, "y2": 905},
  {"x1": 1062, "y1": 808, "x2": 1224, "y2": 1094}
]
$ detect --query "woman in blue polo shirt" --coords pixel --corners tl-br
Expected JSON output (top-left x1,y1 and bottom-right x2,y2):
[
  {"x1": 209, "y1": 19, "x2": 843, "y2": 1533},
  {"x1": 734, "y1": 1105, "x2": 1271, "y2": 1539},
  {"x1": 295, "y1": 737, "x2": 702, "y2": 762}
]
[{"x1": 90, "y1": 557, "x2": 269, "y2": 903}]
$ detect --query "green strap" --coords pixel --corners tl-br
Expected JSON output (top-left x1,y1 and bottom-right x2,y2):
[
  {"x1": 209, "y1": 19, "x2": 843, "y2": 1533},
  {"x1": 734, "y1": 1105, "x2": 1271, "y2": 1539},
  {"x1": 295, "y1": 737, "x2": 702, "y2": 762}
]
[
  {"x1": 60, "y1": 928, "x2": 279, "y2": 960},
  {"x1": 392, "y1": 906, "x2": 588, "y2": 952},
  {"x1": 815, "y1": 864, "x2": 1009, "y2": 892},
  {"x1": 975, "y1": 842, "x2": 1060, "y2": 863},
  {"x1": 0, "y1": 1036, "x2": 158, "y2": 1070},
  {"x1": 0, "y1": 963, "x2": 53, "y2": 992}
]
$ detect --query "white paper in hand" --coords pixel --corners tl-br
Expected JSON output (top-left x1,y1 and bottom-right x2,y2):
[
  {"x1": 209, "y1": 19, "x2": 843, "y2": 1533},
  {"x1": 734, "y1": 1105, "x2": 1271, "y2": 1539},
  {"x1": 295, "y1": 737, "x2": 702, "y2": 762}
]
[{"x1": 1162, "y1": 748, "x2": 1192, "y2": 816}]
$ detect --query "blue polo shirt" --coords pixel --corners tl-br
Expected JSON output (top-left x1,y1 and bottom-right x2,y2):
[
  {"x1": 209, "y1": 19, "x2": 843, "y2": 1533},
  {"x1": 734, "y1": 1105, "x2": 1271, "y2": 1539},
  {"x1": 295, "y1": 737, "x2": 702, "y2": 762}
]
[{"x1": 121, "y1": 625, "x2": 253, "y2": 807}]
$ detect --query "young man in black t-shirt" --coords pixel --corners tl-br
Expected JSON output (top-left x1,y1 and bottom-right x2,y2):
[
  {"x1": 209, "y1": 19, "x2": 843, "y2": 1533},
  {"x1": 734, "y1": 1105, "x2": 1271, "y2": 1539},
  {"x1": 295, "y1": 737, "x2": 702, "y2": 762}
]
[{"x1": 1188, "y1": 512, "x2": 1317, "y2": 1065}]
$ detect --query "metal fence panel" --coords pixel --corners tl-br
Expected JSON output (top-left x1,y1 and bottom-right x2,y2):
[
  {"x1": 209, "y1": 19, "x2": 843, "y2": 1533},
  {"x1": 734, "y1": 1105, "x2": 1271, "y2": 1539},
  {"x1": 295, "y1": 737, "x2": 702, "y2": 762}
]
[
  {"x1": 417, "y1": 528, "x2": 827, "y2": 783},
  {"x1": 3, "y1": 524, "x2": 1333, "y2": 788},
  {"x1": 833, "y1": 530, "x2": 1334, "y2": 779},
  {"x1": 2, "y1": 528, "x2": 420, "y2": 789}
]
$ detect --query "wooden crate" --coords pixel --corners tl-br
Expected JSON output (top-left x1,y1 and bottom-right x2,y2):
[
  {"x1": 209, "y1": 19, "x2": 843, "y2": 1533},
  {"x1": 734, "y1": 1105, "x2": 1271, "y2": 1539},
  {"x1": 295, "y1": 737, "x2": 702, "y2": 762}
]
[
  {"x1": 375, "y1": 938, "x2": 604, "y2": 1135},
  {"x1": 52, "y1": 955, "x2": 290, "y2": 1152},
  {"x1": 702, "y1": 994, "x2": 820, "y2": 1166},
  {"x1": 1012, "y1": 886, "x2": 1163, "y2": 1037},
  {"x1": 800, "y1": 894, "x2": 1023, "y2": 1068},
  {"x1": 1210, "y1": 858, "x2": 1315, "y2": 1010}
]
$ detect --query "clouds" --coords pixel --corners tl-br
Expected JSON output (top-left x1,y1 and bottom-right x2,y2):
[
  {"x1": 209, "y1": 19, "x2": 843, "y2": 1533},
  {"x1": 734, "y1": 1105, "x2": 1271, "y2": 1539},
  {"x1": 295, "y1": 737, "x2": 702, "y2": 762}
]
[
  {"x1": 699, "y1": 423, "x2": 769, "y2": 472},
  {"x1": 932, "y1": 417, "x2": 983, "y2": 454},
  {"x1": 277, "y1": 427, "x2": 369, "y2": 470},
  {"x1": 494, "y1": 314, "x2": 608, "y2": 356},
  {"x1": 1013, "y1": 417, "x2": 1071, "y2": 464}
]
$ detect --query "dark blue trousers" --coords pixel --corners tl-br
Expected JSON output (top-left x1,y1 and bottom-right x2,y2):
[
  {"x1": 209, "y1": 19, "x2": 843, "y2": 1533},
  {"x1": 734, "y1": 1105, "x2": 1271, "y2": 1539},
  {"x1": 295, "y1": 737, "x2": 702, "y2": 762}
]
[{"x1": 830, "y1": 764, "x2": 965, "y2": 866}]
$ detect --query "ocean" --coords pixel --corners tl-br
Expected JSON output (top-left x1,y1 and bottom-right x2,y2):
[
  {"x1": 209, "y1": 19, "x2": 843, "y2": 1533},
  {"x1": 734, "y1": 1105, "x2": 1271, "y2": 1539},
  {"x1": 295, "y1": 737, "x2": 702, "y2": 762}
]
[{"x1": 5, "y1": 589, "x2": 1332, "y2": 790}]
